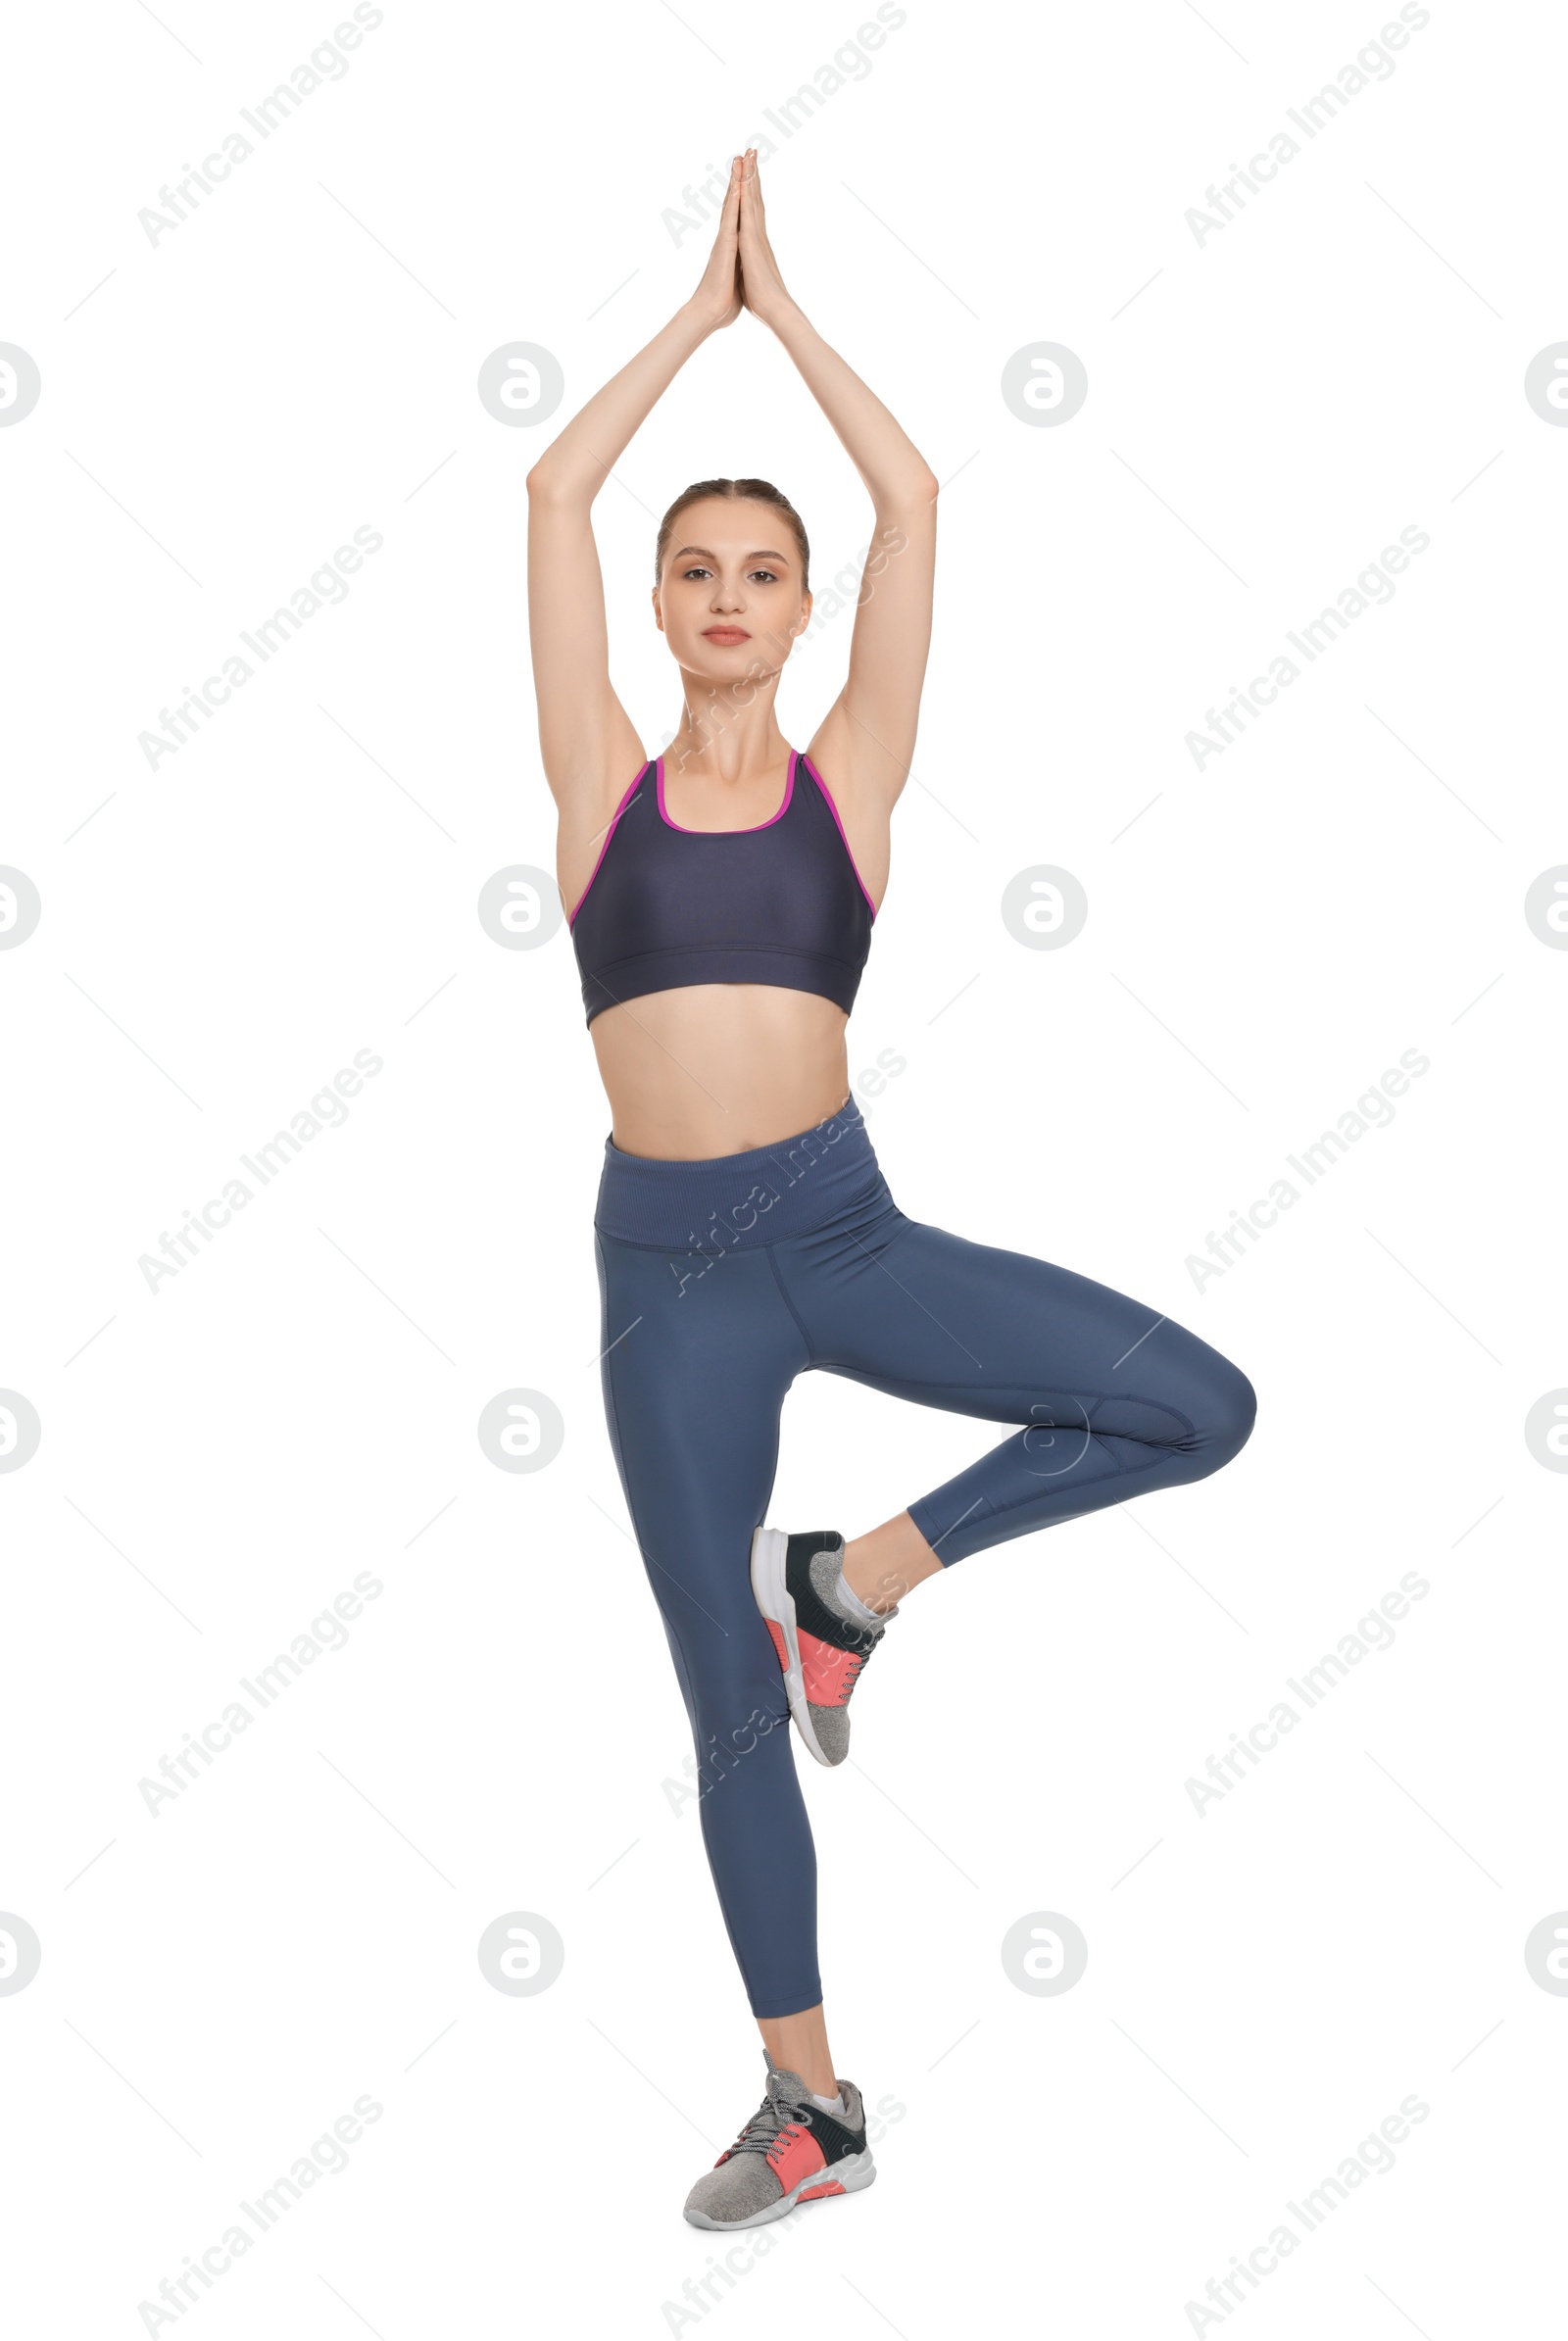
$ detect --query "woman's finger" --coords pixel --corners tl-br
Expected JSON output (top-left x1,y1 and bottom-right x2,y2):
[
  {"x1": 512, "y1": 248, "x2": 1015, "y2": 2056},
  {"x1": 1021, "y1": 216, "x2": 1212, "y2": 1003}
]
[
  {"x1": 706, "y1": 155, "x2": 736, "y2": 254},
  {"x1": 719, "y1": 153, "x2": 742, "y2": 231}
]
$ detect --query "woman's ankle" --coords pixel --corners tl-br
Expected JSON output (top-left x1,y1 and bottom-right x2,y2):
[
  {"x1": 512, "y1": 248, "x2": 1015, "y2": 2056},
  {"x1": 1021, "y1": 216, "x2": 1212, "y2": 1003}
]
[
  {"x1": 842, "y1": 1512, "x2": 940, "y2": 1610},
  {"x1": 758, "y1": 2006, "x2": 836, "y2": 2098}
]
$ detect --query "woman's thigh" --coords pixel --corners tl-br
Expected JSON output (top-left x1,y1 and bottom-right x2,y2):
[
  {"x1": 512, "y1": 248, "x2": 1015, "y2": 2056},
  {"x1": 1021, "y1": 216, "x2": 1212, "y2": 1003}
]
[
  {"x1": 780, "y1": 1208, "x2": 1254, "y2": 1448},
  {"x1": 595, "y1": 1232, "x2": 810, "y2": 1715},
  {"x1": 774, "y1": 1210, "x2": 1255, "y2": 1563}
]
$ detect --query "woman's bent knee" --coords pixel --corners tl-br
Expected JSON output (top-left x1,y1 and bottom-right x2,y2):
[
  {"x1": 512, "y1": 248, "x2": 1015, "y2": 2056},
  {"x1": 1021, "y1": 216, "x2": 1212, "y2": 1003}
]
[{"x1": 1200, "y1": 1358, "x2": 1256, "y2": 1470}]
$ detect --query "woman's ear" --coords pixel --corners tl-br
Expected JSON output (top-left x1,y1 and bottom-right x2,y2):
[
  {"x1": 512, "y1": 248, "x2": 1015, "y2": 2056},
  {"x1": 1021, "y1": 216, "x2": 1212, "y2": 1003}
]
[
  {"x1": 651, "y1": 588, "x2": 665, "y2": 635},
  {"x1": 792, "y1": 591, "x2": 812, "y2": 638}
]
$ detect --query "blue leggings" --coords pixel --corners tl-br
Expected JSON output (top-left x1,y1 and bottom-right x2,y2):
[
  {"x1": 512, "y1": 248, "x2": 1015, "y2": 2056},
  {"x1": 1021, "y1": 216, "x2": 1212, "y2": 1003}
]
[{"x1": 595, "y1": 1097, "x2": 1255, "y2": 2018}]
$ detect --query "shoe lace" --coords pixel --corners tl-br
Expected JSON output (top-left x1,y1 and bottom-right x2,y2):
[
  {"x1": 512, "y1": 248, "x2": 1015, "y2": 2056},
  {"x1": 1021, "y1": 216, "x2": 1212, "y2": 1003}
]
[
  {"x1": 835, "y1": 1614, "x2": 892, "y2": 1703},
  {"x1": 835, "y1": 1646, "x2": 870, "y2": 1704},
  {"x1": 725, "y1": 2084, "x2": 811, "y2": 2159}
]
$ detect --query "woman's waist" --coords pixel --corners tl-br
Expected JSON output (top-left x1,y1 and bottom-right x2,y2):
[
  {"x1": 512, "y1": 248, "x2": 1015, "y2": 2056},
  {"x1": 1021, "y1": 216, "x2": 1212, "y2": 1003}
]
[
  {"x1": 594, "y1": 1087, "x2": 886, "y2": 1250},
  {"x1": 591, "y1": 986, "x2": 851, "y2": 1157}
]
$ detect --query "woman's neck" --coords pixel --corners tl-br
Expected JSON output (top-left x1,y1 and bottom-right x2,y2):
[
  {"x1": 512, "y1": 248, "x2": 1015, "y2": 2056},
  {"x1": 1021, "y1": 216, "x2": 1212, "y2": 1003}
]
[{"x1": 666, "y1": 680, "x2": 791, "y2": 785}]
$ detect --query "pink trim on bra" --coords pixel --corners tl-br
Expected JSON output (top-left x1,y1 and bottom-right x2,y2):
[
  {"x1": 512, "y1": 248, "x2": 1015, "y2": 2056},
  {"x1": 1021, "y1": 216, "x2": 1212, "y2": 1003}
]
[
  {"x1": 800, "y1": 753, "x2": 878, "y2": 922},
  {"x1": 566, "y1": 762, "x2": 651, "y2": 929},
  {"x1": 656, "y1": 751, "x2": 797, "y2": 834}
]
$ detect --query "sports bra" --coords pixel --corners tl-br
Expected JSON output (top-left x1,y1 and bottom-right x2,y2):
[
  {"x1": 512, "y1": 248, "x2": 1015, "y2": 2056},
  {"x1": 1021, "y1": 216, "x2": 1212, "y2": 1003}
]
[{"x1": 567, "y1": 748, "x2": 876, "y2": 1026}]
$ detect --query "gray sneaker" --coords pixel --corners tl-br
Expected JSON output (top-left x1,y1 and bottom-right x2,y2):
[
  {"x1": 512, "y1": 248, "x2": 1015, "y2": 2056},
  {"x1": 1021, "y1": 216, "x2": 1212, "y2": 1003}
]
[
  {"x1": 683, "y1": 2056, "x2": 876, "y2": 2229},
  {"x1": 750, "y1": 1528, "x2": 897, "y2": 1767}
]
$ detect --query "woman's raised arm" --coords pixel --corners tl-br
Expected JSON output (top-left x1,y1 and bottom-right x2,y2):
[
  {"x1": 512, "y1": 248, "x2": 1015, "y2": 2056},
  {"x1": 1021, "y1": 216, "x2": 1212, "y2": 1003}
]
[
  {"x1": 526, "y1": 158, "x2": 746, "y2": 831},
  {"x1": 736, "y1": 154, "x2": 939, "y2": 815}
]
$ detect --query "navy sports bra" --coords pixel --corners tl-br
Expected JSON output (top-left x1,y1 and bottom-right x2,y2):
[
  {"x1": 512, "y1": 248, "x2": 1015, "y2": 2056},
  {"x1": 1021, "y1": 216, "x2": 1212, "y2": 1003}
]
[{"x1": 568, "y1": 749, "x2": 876, "y2": 1026}]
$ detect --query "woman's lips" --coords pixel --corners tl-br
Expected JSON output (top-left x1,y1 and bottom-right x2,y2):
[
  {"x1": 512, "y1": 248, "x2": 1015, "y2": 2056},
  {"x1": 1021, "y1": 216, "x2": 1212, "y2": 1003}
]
[{"x1": 702, "y1": 626, "x2": 751, "y2": 644}]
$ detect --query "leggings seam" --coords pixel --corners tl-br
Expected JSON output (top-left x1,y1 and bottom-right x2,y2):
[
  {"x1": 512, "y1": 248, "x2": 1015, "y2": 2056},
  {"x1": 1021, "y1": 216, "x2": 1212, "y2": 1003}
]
[
  {"x1": 919, "y1": 1437, "x2": 1185, "y2": 1552},
  {"x1": 763, "y1": 1243, "x2": 817, "y2": 1366},
  {"x1": 596, "y1": 1243, "x2": 667, "y2": 1616},
  {"x1": 592, "y1": 1227, "x2": 722, "y2": 1256},
  {"x1": 1028, "y1": 1438, "x2": 1177, "y2": 1497},
  {"x1": 824, "y1": 1363, "x2": 1200, "y2": 1445}
]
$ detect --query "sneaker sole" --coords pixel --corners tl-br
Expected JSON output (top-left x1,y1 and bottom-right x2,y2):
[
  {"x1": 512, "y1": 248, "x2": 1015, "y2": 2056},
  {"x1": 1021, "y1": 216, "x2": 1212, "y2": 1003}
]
[
  {"x1": 749, "y1": 1527, "x2": 837, "y2": 1769},
  {"x1": 683, "y1": 2148, "x2": 877, "y2": 2230}
]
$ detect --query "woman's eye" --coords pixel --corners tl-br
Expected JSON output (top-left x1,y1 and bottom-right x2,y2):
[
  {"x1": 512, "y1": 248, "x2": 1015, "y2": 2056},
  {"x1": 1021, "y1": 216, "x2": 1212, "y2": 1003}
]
[
  {"x1": 682, "y1": 565, "x2": 711, "y2": 580},
  {"x1": 749, "y1": 569, "x2": 778, "y2": 584}
]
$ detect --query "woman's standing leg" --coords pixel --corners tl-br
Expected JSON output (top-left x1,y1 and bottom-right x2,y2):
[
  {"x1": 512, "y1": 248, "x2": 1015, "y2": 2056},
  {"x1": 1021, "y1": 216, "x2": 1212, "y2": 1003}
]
[{"x1": 595, "y1": 1227, "x2": 836, "y2": 2042}]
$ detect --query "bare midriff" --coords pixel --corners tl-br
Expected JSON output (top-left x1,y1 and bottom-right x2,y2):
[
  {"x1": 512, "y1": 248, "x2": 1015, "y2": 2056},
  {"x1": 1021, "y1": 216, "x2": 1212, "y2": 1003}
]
[{"x1": 591, "y1": 983, "x2": 852, "y2": 1160}]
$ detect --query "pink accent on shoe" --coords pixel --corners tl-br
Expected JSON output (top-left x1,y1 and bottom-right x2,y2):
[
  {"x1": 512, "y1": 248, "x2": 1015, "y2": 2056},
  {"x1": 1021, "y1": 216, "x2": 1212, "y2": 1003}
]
[
  {"x1": 801, "y1": 753, "x2": 878, "y2": 921},
  {"x1": 798, "y1": 1628, "x2": 863, "y2": 1709},
  {"x1": 763, "y1": 1619, "x2": 789, "y2": 1671},
  {"x1": 797, "y1": 2178, "x2": 847, "y2": 2201},
  {"x1": 765, "y1": 2123, "x2": 827, "y2": 2192}
]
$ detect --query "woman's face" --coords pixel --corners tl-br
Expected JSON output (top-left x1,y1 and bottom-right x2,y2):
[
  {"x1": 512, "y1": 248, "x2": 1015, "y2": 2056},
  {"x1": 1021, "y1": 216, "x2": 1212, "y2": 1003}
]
[{"x1": 654, "y1": 498, "x2": 810, "y2": 683}]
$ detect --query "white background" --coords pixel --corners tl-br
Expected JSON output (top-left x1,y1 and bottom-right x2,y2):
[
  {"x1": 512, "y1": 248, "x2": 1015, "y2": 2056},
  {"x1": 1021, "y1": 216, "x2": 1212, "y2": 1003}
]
[{"x1": 3, "y1": 0, "x2": 1564, "y2": 2333}]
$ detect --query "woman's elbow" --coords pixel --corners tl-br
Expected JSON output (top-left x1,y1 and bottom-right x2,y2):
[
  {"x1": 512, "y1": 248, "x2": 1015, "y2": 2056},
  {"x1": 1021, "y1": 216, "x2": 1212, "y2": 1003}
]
[{"x1": 881, "y1": 467, "x2": 938, "y2": 515}]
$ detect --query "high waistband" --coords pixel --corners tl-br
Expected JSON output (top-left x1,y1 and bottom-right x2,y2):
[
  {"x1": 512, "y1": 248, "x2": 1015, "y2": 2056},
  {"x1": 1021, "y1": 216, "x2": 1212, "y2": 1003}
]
[{"x1": 595, "y1": 1094, "x2": 882, "y2": 1250}]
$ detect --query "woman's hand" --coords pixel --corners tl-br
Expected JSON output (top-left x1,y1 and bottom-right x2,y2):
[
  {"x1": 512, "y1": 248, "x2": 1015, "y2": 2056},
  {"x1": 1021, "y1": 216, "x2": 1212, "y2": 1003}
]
[
  {"x1": 738, "y1": 151, "x2": 795, "y2": 326},
  {"x1": 688, "y1": 156, "x2": 744, "y2": 334}
]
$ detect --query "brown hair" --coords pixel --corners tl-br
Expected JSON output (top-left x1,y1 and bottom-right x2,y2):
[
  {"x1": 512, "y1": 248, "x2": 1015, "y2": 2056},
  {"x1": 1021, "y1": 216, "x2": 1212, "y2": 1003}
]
[{"x1": 655, "y1": 477, "x2": 810, "y2": 595}]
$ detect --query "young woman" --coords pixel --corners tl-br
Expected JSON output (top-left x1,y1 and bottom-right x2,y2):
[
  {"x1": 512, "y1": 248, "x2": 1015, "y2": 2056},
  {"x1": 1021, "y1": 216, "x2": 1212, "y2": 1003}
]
[{"x1": 526, "y1": 154, "x2": 1256, "y2": 2230}]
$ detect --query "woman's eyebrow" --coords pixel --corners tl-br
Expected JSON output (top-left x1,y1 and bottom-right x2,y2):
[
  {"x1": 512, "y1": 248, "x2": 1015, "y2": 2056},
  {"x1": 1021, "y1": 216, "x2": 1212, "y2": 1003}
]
[{"x1": 672, "y1": 544, "x2": 790, "y2": 563}]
